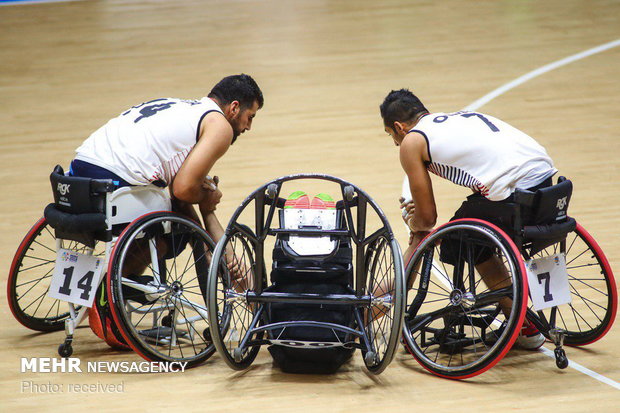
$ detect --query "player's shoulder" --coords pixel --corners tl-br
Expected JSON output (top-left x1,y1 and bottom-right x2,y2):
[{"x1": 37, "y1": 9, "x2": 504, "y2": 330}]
[{"x1": 198, "y1": 109, "x2": 232, "y2": 142}]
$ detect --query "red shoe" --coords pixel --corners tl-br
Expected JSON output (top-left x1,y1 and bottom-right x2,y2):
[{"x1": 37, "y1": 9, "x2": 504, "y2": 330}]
[
  {"x1": 310, "y1": 193, "x2": 336, "y2": 210},
  {"x1": 284, "y1": 191, "x2": 310, "y2": 209},
  {"x1": 514, "y1": 321, "x2": 546, "y2": 350}
]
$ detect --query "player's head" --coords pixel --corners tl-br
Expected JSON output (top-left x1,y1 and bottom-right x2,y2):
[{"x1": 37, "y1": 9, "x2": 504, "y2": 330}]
[
  {"x1": 380, "y1": 89, "x2": 428, "y2": 144},
  {"x1": 209, "y1": 74, "x2": 264, "y2": 143}
]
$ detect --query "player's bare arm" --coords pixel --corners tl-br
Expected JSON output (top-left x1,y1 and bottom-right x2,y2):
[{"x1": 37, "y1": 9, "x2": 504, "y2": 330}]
[
  {"x1": 399, "y1": 131, "x2": 437, "y2": 233},
  {"x1": 172, "y1": 112, "x2": 233, "y2": 205}
]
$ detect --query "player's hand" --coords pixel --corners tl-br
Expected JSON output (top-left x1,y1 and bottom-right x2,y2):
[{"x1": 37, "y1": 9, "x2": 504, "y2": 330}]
[
  {"x1": 202, "y1": 175, "x2": 222, "y2": 211},
  {"x1": 227, "y1": 255, "x2": 251, "y2": 291},
  {"x1": 399, "y1": 196, "x2": 415, "y2": 229}
]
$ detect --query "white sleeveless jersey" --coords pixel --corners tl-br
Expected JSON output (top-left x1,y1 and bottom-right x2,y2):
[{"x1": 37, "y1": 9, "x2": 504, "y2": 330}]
[
  {"x1": 410, "y1": 111, "x2": 557, "y2": 201},
  {"x1": 75, "y1": 97, "x2": 224, "y2": 186}
]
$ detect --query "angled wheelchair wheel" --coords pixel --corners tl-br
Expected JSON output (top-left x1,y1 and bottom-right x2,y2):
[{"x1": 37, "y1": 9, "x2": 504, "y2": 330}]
[
  {"x1": 402, "y1": 219, "x2": 528, "y2": 379},
  {"x1": 528, "y1": 222, "x2": 617, "y2": 346},
  {"x1": 7, "y1": 217, "x2": 99, "y2": 332},
  {"x1": 107, "y1": 212, "x2": 216, "y2": 367},
  {"x1": 362, "y1": 235, "x2": 405, "y2": 374},
  {"x1": 207, "y1": 227, "x2": 263, "y2": 370}
]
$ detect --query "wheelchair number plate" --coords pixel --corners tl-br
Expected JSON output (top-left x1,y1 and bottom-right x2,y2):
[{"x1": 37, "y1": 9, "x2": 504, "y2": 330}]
[
  {"x1": 48, "y1": 248, "x2": 105, "y2": 307},
  {"x1": 525, "y1": 253, "x2": 571, "y2": 311}
]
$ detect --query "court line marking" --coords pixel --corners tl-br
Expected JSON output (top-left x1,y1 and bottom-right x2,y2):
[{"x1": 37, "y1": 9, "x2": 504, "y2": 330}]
[
  {"x1": 464, "y1": 38, "x2": 620, "y2": 111},
  {"x1": 402, "y1": 38, "x2": 620, "y2": 389},
  {"x1": 539, "y1": 347, "x2": 620, "y2": 390}
]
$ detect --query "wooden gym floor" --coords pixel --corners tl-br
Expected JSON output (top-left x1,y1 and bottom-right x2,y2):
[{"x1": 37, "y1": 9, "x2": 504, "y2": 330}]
[{"x1": 0, "y1": 0, "x2": 618, "y2": 411}]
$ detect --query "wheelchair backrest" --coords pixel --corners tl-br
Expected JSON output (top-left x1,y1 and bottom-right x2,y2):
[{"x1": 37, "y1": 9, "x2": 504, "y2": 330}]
[
  {"x1": 49, "y1": 165, "x2": 115, "y2": 214},
  {"x1": 515, "y1": 177, "x2": 573, "y2": 225},
  {"x1": 279, "y1": 208, "x2": 340, "y2": 256}
]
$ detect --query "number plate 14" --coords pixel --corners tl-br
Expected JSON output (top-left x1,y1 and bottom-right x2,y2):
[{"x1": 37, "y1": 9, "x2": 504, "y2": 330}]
[
  {"x1": 48, "y1": 248, "x2": 105, "y2": 307},
  {"x1": 525, "y1": 253, "x2": 571, "y2": 311}
]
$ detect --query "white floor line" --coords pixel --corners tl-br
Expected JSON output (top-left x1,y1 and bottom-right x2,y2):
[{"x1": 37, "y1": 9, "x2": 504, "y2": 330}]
[
  {"x1": 539, "y1": 347, "x2": 620, "y2": 390},
  {"x1": 402, "y1": 38, "x2": 620, "y2": 389},
  {"x1": 464, "y1": 38, "x2": 620, "y2": 111}
]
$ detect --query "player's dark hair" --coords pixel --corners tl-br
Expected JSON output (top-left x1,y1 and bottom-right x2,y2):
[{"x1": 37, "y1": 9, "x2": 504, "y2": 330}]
[
  {"x1": 208, "y1": 74, "x2": 264, "y2": 110},
  {"x1": 380, "y1": 89, "x2": 428, "y2": 129}
]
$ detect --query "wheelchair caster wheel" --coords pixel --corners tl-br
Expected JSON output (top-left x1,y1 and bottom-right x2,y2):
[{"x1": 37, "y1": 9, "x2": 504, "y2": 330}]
[
  {"x1": 203, "y1": 328, "x2": 212, "y2": 343},
  {"x1": 554, "y1": 348, "x2": 569, "y2": 369},
  {"x1": 266, "y1": 184, "x2": 278, "y2": 199},
  {"x1": 344, "y1": 185, "x2": 355, "y2": 201},
  {"x1": 162, "y1": 312, "x2": 177, "y2": 328},
  {"x1": 58, "y1": 343, "x2": 73, "y2": 358},
  {"x1": 233, "y1": 348, "x2": 243, "y2": 363},
  {"x1": 364, "y1": 351, "x2": 377, "y2": 366}
]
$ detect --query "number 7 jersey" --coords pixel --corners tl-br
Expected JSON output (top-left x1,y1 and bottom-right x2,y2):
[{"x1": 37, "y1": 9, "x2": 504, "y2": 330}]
[
  {"x1": 75, "y1": 97, "x2": 224, "y2": 186},
  {"x1": 410, "y1": 111, "x2": 557, "y2": 201}
]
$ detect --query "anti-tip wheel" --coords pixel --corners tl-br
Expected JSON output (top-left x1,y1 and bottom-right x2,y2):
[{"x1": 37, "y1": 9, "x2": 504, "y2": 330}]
[
  {"x1": 266, "y1": 184, "x2": 278, "y2": 199},
  {"x1": 343, "y1": 185, "x2": 355, "y2": 201}
]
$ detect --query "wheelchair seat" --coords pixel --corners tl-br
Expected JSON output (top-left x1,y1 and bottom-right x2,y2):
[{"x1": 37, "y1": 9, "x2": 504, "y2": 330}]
[
  {"x1": 44, "y1": 165, "x2": 116, "y2": 247},
  {"x1": 514, "y1": 176, "x2": 576, "y2": 255},
  {"x1": 44, "y1": 165, "x2": 172, "y2": 248}
]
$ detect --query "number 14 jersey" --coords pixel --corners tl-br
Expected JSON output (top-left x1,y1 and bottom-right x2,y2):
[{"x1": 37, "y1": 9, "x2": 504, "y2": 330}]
[
  {"x1": 410, "y1": 112, "x2": 557, "y2": 201},
  {"x1": 75, "y1": 97, "x2": 224, "y2": 186}
]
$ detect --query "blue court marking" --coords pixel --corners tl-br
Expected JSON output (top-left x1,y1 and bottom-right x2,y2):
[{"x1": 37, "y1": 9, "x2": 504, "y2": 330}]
[{"x1": 0, "y1": 0, "x2": 82, "y2": 5}]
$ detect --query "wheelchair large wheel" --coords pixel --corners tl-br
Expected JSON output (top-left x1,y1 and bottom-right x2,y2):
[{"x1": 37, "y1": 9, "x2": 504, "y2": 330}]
[
  {"x1": 207, "y1": 227, "x2": 263, "y2": 370},
  {"x1": 362, "y1": 235, "x2": 405, "y2": 374},
  {"x1": 528, "y1": 222, "x2": 617, "y2": 346},
  {"x1": 7, "y1": 217, "x2": 100, "y2": 332},
  {"x1": 403, "y1": 219, "x2": 528, "y2": 379},
  {"x1": 107, "y1": 212, "x2": 216, "y2": 367}
]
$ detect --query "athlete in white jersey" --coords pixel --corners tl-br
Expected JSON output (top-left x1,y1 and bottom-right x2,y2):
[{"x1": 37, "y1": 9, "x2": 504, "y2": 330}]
[
  {"x1": 380, "y1": 88, "x2": 555, "y2": 349},
  {"x1": 76, "y1": 97, "x2": 225, "y2": 187},
  {"x1": 69, "y1": 74, "x2": 263, "y2": 243},
  {"x1": 410, "y1": 111, "x2": 556, "y2": 201}
]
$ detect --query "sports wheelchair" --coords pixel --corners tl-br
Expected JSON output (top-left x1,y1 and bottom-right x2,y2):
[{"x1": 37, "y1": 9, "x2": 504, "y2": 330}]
[
  {"x1": 206, "y1": 174, "x2": 405, "y2": 374},
  {"x1": 402, "y1": 177, "x2": 617, "y2": 379},
  {"x1": 7, "y1": 165, "x2": 216, "y2": 367}
]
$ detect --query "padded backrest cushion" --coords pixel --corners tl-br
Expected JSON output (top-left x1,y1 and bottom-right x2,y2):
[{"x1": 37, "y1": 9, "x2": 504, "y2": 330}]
[
  {"x1": 530, "y1": 179, "x2": 573, "y2": 225},
  {"x1": 49, "y1": 165, "x2": 108, "y2": 214}
]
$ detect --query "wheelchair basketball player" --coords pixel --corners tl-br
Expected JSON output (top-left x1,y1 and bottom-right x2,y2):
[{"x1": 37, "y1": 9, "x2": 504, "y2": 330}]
[{"x1": 380, "y1": 88, "x2": 557, "y2": 350}]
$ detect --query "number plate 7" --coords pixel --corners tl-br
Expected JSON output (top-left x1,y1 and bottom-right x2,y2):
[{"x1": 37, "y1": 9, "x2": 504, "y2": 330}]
[
  {"x1": 525, "y1": 253, "x2": 572, "y2": 311},
  {"x1": 48, "y1": 248, "x2": 105, "y2": 307}
]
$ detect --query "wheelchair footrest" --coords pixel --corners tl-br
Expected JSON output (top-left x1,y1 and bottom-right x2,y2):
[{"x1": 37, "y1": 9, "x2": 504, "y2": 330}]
[{"x1": 139, "y1": 327, "x2": 189, "y2": 345}]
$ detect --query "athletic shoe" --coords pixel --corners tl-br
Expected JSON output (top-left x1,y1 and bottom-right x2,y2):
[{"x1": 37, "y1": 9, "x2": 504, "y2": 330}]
[
  {"x1": 310, "y1": 193, "x2": 336, "y2": 209},
  {"x1": 514, "y1": 321, "x2": 546, "y2": 350},
  {"x1": 284, "y1": 190, "x2": 309, "y2": 209}
]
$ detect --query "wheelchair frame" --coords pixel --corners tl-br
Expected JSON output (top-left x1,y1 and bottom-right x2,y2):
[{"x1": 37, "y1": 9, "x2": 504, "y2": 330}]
[
  {"x1": 8, "y1": 166, "x2": 216, "y2": 366},
  {"x1": 402, "y1": 176, "x2": 617, "y2": 379},
  {"x1": 207, "y1": 174, "x2": 405, "y2": 374}
]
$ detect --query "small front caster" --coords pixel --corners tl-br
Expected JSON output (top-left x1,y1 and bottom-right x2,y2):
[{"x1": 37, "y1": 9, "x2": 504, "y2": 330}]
[
  {"x1": 233, "y1": 347, "x2": 243, "y2": 363},
  {"x1": 203, "y1": 328, "x2": 212, "y2": 343},
  {"x1": 364, "y1": 351, "x2": 377, "y2": 366},
  {"x1": 58, "y1": 342, "x2": 73, "y2": 358},
  {"x1": 554, "y1": 348, "x2": 569, "y2": 369}
]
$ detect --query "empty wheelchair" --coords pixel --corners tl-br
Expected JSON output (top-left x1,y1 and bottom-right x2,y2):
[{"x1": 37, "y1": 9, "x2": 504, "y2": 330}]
[
  {"x1": 402, "y1": 177, "x2": 617, "y2": 379},
  {"x1": 7, "y1": 165, "x2": 216, "y2": 367},
  {"x1": 206, "y1": 174, "x2": 405, "y2": 374}
]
